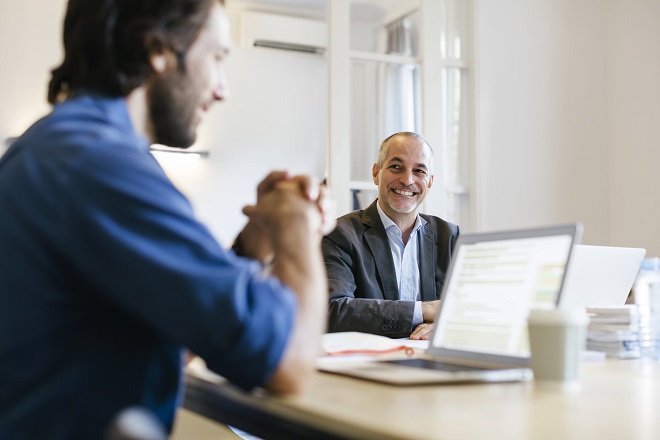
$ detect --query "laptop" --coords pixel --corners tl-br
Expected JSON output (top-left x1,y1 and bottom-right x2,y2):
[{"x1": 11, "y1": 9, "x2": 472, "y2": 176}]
[
  {"x1": 558, "y1": 245, "x2": 646, "y2": 309},
  {"x1": 320, "y1": 223, "x2": 583, "y2": 385}
]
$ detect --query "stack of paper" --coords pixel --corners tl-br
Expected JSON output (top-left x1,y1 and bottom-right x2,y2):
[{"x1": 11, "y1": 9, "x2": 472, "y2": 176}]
[
  {"x1": 316, "y1": 332, "x2": 429, "y2": 370},
  {"x1": 320, "y1": 332, "x2": 426, "y2": 357},
  {"x1": 586, "y1": 305, "x2": 640, "y2": 359}
]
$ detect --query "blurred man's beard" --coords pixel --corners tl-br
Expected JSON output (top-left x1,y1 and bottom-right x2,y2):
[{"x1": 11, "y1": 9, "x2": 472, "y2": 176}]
[
  {"x1": 384, "y1": 185, "x2": 422, "y2": 214},
  {"x1": 387, "y1": 196, "x2": 417, "y2": 214},
  {"x1": 147, "y1": 70, "x2": 199, "y2": 149}
]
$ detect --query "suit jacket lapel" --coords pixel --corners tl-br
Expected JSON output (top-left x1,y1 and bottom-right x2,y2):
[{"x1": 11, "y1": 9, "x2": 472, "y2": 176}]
[
  {"x1": 419, "y1": 222, "x2": 437, "y2": 301},
  {"x1": 363, "y1": 201, "x2": 399, "y2": 301}
]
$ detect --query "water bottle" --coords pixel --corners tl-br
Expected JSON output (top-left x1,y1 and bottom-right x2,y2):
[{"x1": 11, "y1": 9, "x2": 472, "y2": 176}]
[{"x1": 633, "y1": 257, "x2": 660, "y2": 360}]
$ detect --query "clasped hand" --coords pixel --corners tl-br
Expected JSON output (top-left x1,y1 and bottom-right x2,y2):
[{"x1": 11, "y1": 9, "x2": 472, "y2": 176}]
[{"x1": 238, "y1": 171, "x2": 336, "y2": 262}]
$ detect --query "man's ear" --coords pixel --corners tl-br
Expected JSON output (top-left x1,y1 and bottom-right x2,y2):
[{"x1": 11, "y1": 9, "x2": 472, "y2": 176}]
[
  {"x1": 372, "y1": 163, "x2": 380, "y2": 184},
  {"x1": 427, "y1": 174, "x2": 434, "y2": 189},
  {"x1": 144, "y1": 29, "x2": 181, "y2": 73},
  {"x1": 149, "y1": 53, "x2": 169, "y2": 74},
  {"x1": 150, "y1": 50, "x2": 180, "y2": 74}
]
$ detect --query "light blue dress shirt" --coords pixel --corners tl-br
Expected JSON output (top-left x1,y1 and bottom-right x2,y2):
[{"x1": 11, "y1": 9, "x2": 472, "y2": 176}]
[{"x1": 376, "y1": 202, "x2": 426, "y2": 327}]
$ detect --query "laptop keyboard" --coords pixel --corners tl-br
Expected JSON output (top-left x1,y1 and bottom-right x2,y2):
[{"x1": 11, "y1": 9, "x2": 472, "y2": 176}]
[{"x1": 385, "y1": 358, "x2": 487, "y2": 372}]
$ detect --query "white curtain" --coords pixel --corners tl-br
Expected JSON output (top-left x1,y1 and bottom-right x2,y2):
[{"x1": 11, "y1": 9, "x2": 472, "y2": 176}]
[
  {"x1": 378, "y1": 16, "x2": 419, "y2": 139},
  {"x1": 349, "y1": 15, "x2": 421, "y2": 210}
]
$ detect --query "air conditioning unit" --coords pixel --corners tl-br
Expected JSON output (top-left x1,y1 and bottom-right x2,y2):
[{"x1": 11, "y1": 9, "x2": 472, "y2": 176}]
[{"x1": 240, "y1": 11, "x2": 327, "y2": 55}]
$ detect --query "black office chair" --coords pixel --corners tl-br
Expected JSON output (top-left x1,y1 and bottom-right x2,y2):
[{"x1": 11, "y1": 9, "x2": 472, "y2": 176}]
[{"x1": 104, "y1": 406, "x2": 168, "y2": 440}]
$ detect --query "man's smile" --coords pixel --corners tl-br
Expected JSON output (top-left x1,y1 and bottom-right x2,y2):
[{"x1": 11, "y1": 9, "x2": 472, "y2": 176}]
[{"x1": 391, "y1": 188, "x2": 418, "y2": 197}]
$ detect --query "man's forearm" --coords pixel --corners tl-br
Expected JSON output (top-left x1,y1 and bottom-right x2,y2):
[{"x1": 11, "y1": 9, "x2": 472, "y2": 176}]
[{"x1": 265, "y1": 219, "x2": 327, "y2": 393}]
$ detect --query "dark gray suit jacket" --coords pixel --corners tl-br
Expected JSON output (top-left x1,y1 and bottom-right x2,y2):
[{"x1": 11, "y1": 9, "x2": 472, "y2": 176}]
[{"x1": 322, "y1": 199, "x2": 459, "y2": 338}]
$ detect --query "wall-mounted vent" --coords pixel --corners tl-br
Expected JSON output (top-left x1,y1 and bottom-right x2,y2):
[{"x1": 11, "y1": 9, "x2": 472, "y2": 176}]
[
  {"x1": 241, "y1": 11, "x2": 327, "y2": 55},
  {"x1": 253, "y1": 40, "x2": 324, "y2": 55}
]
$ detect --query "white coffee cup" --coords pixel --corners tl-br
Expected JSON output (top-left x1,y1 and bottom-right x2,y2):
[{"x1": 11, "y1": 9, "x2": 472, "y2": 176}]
[{"x1": 527, "y1": 308, "x2": 589, "y2": 391}]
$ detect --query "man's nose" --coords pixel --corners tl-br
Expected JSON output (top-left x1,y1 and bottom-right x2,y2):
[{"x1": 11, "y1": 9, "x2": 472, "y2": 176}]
[
  {"x1": 399, "y1": 169, "x2": 415, "y2": 185},
  {"x1": 212, "y1": 67, "x2": 230, "y2": 102}
]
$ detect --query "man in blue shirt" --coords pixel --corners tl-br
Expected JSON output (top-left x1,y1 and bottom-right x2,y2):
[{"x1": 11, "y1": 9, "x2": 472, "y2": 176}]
[
  {"x1": 0, "y1": 0, "x2": 334, "y2": 438},
  {"x1": 323, "y1": 132, "x2": 459, "y2": 339}
]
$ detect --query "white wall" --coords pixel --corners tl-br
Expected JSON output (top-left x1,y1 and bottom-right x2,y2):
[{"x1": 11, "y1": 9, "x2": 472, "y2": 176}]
[
  {"x1": 0, "y1": 2, "x2": 327, "y2": 247},
  {"x1": 2, "y1": 0, "x2": 659, "y2": 256},
  {"x1": 167, "y1": 7, "x2": 328, "y2": 245},
  {"x1": 606, "y1": 0, "x2": 660, "y2": 257},
  {"x1": 474, "y1": 0, "x2": 660, "y2": 257},
  {"x1": 0, "y1": 0, "x2": 65, "y2": 145}
]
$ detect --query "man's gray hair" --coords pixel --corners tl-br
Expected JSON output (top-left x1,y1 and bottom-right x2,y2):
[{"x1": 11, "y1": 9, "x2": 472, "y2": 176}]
[{"x1": 376, "y1": 132, "x2": 434, "y2": 173}]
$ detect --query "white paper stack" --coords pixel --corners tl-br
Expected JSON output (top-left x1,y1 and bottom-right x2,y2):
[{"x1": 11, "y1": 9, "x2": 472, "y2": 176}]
[{"x1": 586, "y1": 305, "x2": 640, "y2": 359}]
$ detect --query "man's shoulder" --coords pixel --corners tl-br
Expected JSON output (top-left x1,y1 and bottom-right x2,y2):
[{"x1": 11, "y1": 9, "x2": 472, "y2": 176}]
[
  {"x1": 336, "y1": 208, "x2": 366, "y2": 224},
  {"x1": 420, "y1": 213, "x2": 460, "y2": 236},
  {"x1": 337, "y1": 202, "x2": 381, "y2": 229},
  {"x1": 332, "y1": 209, "x2": 369, "y2": 235},
  {"x1": 325, "y1": 205, "x2": 379, "y2": 243},
  {"x1": 24, "y1": 96, "x2": 146, "y2": 160}
]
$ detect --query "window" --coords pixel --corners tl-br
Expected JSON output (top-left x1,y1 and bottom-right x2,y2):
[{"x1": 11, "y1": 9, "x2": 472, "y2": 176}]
[
  {"x1": 328, "y1": 0, "x2": 472, "y2": 228},
  {"x1": 435, "y1": 0, "x2": 472, "y2": 229}
]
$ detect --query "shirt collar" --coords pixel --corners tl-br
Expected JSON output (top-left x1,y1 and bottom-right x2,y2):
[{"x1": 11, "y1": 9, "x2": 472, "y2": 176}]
[
  {"x1": 63, "y1": 94, "x2": 150, "y2": 152},
  {"x1": 376, "y1": 200, "x2": 426, "y2": 235}
]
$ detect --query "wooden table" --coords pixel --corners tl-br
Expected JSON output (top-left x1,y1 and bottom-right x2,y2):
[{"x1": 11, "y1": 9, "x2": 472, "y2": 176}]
[{"x1": 184, "y1": 358, "x2": 660, "y2": 440}]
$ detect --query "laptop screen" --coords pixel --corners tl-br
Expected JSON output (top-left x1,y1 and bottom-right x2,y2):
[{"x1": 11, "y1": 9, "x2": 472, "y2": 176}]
[
  {"x1": 431, "y1": 227, "x2": 577, "y2": 359},
  {"x1": 559, "y1": 245, "x2": 645, "y2": 309}
]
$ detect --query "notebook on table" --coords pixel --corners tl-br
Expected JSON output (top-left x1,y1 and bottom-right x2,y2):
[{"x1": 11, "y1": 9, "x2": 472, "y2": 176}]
[
  {"x1": 558, "y1": 245, "x2": 646, "y2": 309},
  {"x1": 319, "y1": 223, "x2": 583, "y2": 385}
]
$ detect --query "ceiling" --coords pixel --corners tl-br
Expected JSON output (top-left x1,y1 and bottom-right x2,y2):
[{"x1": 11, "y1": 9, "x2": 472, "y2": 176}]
[{"x1": 227, "y1": 0, "x2": 418, "y2": 22}]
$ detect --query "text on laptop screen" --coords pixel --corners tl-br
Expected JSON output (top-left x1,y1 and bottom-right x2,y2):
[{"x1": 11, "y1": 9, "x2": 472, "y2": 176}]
[{"x1": 432, "y1": 234, "x2": 574, "y2": 357}]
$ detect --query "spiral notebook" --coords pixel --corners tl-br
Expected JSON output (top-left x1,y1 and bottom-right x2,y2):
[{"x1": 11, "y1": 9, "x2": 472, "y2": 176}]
[{"x1": 319, "y1": 223, "x2": 582, "y2": 385}]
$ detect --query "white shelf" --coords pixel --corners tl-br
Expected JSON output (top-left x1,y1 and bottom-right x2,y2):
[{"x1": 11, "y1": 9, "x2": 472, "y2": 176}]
[
  {"x1": 349, "y1": 182, "x2": 467, "y2": 194},
  {"x1": 349, "y1": 180, "x2": 377, "y2": 191},
  {"x1": 350, "y1": 50, "x2": 420, "y2": 66},
  {"x1": 440, "y1": 58, "x2": 468, "y2": 69},
  {"x1": 349, "y1": 52, "x2": 467, "y2": 69},
  {"x1": 441, "y1": 185, "x2": 470, "y2": 195}
]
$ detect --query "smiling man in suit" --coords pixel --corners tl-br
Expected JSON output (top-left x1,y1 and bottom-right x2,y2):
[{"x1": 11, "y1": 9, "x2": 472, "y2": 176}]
[{"x1": 323, "y1": 132, "x2": 459, "y2": 340}]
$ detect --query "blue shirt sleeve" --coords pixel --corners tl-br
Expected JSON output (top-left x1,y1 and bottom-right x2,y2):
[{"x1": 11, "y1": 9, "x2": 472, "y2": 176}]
[
  {"x1": 58, "y1": 127, "x2": 296, "y2": 390},
  {"x1": 0, "y1": 97, "x2": 299, "y2": 437}
]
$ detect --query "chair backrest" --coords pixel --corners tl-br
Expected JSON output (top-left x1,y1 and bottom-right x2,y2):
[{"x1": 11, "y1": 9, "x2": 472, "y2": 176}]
[{"x1": 104, "y1": 406, "x2": 168, "y2": 440}]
